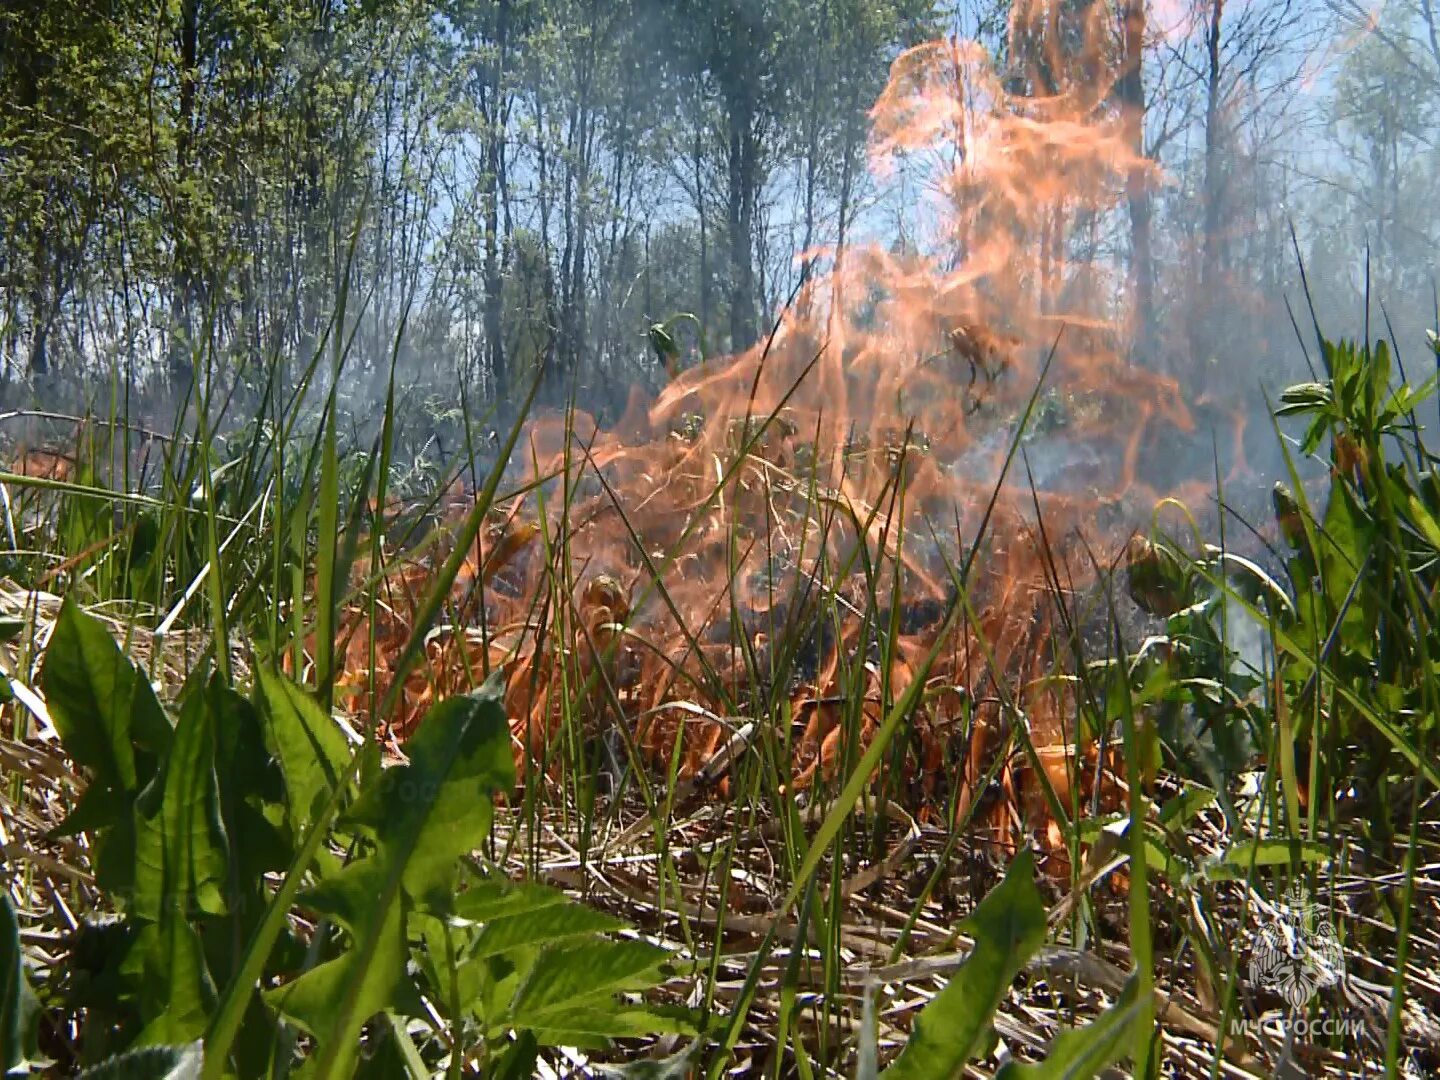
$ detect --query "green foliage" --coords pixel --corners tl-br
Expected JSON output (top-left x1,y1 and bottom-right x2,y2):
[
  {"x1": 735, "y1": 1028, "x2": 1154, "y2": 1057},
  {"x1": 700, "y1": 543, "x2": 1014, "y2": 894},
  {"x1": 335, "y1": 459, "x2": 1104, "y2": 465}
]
[
  {"x1": 880, "y1": 850, "x2": 1148, "y2": 1079},
  {"x1": 263, "y1": 686, "x2": 513, "y2": 1076},
  {"x1": 42, "y1": 598, "x2": 173, "y2": 895},
  {"x1": 882, "y1": 849, "x2": 1046, "y2": 1078},
  {"x1": 1, "y1": 893, "x2": 42, "y2": 1074},
  {"x1": 1117, "y1": 333, "x2": 1440, "y2": 821},
  {"x1": 256, "y1": 666, "x2": 353, "y2": 836},
  {"x1": 27, "y1": 605, "x2": 691, "y2": 1076}
]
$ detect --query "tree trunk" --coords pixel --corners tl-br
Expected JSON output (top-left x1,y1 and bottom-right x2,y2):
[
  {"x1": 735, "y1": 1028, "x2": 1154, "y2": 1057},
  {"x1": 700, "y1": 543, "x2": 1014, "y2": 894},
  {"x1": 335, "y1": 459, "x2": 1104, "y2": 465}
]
[
  {"x1": 169, "y1": 0, "x2": 201, "y2": 390},
  {"x1": 693, "y1": 94, "x2": 709, "y2": 344},
  {"x1": 1200, "y1": 0, "x2": 1225, "y2": 304},
  {"x1": 795, "y1": 2, "x2": 826, "y2": 318},
  {"x1": 569, "y1": 81, "x2": 591, "y2": 382},
  {"x1": 536, "y1": 91, "x2": 559, "y2": 378},
  {"x1": 831, "y1": 90, "x2": 860, "y2": 339},
  {"x1": 725, "y1": 100, "x2": 757, "y2": 350},
  {"x1": 481, "y1": 0, "x2": 511, "y2": 400},
  {"x1": 1187, "y1": 0, "x2": 1225, "y2": 376},
  {"x1": 1118, "y1": 0, "x2": 1154, "y2": 364}
]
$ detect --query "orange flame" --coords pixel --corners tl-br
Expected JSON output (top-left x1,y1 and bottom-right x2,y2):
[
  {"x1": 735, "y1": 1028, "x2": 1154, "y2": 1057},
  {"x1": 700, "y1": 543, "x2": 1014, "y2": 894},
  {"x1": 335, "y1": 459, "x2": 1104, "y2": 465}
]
[{"x1": 350, "y1": 4, "x2": 1230, "y2": 866}]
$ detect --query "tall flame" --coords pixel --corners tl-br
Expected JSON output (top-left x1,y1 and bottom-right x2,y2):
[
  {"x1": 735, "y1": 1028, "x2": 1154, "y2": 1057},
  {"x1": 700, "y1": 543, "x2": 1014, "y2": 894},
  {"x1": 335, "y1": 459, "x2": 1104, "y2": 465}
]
[{"x1": 365, "y1": 4, "x2": 1232, "y2": 862}]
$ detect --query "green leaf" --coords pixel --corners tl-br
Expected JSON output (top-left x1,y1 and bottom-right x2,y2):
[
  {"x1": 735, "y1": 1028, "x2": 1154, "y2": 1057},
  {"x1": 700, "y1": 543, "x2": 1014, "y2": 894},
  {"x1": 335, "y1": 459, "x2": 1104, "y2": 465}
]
[
  {"x1": 75, "y1": 1041, "x2": 203, "y2": 1080},
  {"x1": 882, "y1": 849, "x2": 1046, "y2": 1078},
  {"x1": 524, "y1": 1003, "x2": 699, "y2": 1045},
  {"x1": 509, "y1": 939, "x2": 670, "y2": 1023},
  {"x1": 266, "y1": 860, "x2": 408, "y2": 1045},
  {"x1": 1, "y1": 892, "x2": 42, "y2": 1074},
  {"x1": 265, "y1": 679, "x2": 513, "y2": 1079},
  {"x1": 1277, "y1": 382, "x2": 1333, "y2": 412},
  {"x1": 43, "y1": 598, "x2": 172, "y2": 787},
  {"x1": 256, "y1": 667, "x2": 352, "y2": 834},
  {"x1": 344, "y1": 683, "x2": 515, "y2": 912},
  {"x1": 131, "y1": 917, "x2": 215, "y2": 1046},
  {"x1": 207, "y1": 676, "x2": 289, "y2": 901},
  {"x1": 451, "y1": 879, "x2": 571, "y2": 924},
  {"x1": 1315, "y1": 482, "x2": 1377, "y2": 658},
  {"x1": 125, "y1": 680, "x2": 227, "y2": 1044},
  {"x1": 44, "y1": 599, "x2": 172, "y2": 890},
  {"x1": 1157, "y1": 785, "x2": 1216, "y2": 828},
  {"x1": 995, "y1": 975, "x2": 1144, "y2": 1079},
  {"x1": 468, "y1": 903, "x2": 629, "y2": 960},
  {"x1": 1403, "y1": 490, "x2": 1440, "y2": 552},
  {"x1": 1204, "y1": 838, "x2": 1330, "y2": 880},
  {"x1": 132, "y1": 686, "x2": 230, "y2": 925}
]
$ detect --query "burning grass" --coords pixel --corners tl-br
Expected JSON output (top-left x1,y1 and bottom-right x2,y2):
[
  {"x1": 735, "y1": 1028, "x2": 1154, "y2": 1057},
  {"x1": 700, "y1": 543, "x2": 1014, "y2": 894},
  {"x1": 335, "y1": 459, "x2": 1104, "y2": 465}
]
[{"x1": 339, "y1": 389, "x2": 1122, "y2": 867}]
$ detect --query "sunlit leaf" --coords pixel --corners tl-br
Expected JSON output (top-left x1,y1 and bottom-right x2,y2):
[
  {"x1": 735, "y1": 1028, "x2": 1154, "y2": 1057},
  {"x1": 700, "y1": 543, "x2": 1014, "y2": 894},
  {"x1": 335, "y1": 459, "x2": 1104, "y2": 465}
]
[
  {"x1": 256, "y1": 666, "x2": 352, "y2": 834},
  {"x1": 468, "y1": 903, "x2": 629, "y2": 960},
  {"x1": 1205, "y1": 838, "x2": 1330, "y2": 880},
  {"x1": 132, "y1": 686, "x2": 229, "y2": 924},
  {"x1": 43, "y1": 599, "x2": 173, "y2": 893},
  {"x1": 508, "y1": 938, "x2": 670, "y2": 1023},
  {"x1": 882, "y1": 849, "x2": 1046, "y2": 1078},
  {"x1": 265, "y1": 679, "x2": 512, "y2": 1079}
]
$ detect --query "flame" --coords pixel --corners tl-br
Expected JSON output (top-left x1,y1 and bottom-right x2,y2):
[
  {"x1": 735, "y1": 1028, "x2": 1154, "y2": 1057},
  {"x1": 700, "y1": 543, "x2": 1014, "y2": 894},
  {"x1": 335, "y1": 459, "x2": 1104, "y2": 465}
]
[{"x1": 343, "y1": 4, "x2": 1233, "y2": 865}]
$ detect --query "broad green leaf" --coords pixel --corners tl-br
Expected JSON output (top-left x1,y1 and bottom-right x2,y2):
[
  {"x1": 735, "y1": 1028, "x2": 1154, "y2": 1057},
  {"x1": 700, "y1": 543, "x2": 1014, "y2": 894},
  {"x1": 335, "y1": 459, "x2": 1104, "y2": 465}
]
[
  {"x1": 1404, "y1": 490, "x2": 1440, "y2": 553},
  {"x1": 995, "y1": 975, "x2": 1143, "y2": 1079},
  {"x1": 882, "y1": 849, "x2": 1046, "y2": 1078},
  {"x1": 1317, "y1": 482, "x2": 1376, "y2": 657},
  {"x1": 1139, "y1": 830, "x2": 1190, "y2": 888},
  {"x1": 508, "y1": 939, "x2": 670, "y2": 1023},
  {"x1": 132, "y1": 916, "x2": 215, "y2": 1046},
  {"x1": 207, "y1": 676, "x2": 289, "y2": 905},
  {"x1": 2, "y1": 892, "x2": 41, "y2": 1074},
  {"x1": 43, "y1": 598, "x2": 172, "y2": 788},
  {"x1": 1157, "y1": 785, "x2": 1217, "y2": 827},
  {"x1": 1204, "y1": 838, "x2": 1330, "y2": 880},
  {"x1": 452, "y1": 879, "x2": 571, "y2": 924},
  {"x1": 256, "y1": 667, "x2": 352, "y2": 834},
  {"x1": 44, "y1": 599, "x2": 172, "y2": 893},
  {"x1": 75, "y1": 1041, "x2": 203, "y2": 1080},
  {"x1": 344, "y1": 683, "x2": 514, "y2": 911},
  {"x1": 468, "y1": 903, "x2": 629, "y2": 960},
  {"x1": 132, "y1": 687, "x2": 229, "y2": 924},
  {"x1": 266, "y1": 680, "x2": 513, "y2": 1079},
  {"x1": 265, "y1": 860, "x2": 407, "y2": 1046},
  {"x1": 126, "y1": 684, "x2": 226, "y2": 1041}
]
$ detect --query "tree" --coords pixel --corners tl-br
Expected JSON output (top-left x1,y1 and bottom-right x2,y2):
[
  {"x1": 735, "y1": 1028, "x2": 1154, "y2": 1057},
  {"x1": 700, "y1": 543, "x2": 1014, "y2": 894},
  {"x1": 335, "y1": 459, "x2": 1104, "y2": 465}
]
[{"x1": 0, "y1": 0, "x2": 146, "y2": 379}]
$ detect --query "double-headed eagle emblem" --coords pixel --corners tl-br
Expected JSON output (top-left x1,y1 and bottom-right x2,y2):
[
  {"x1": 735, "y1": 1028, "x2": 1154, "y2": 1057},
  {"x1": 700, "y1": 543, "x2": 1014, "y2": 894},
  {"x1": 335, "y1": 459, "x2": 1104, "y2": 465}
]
[{"x1": 1248, "y1": 883, "x2": 1345, "y2": 1012}]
